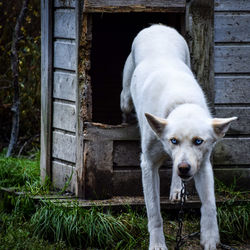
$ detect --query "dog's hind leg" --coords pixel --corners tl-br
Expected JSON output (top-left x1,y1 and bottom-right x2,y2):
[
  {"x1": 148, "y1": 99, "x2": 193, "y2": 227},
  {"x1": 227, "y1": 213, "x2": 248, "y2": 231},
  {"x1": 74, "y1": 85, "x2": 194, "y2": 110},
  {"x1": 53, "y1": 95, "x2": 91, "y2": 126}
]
[
  {"x1": 120, "y1": 53, "x2": 134, "y2": 122},
  {"x1": 194, "y1": 161, "x2": 220, "y2": 250},
  {"x1": 141, "y1": 153, "x2": 167, "y2": 250},
  {"x1": 169, "y1": 168, "x2": 182, "y2": 201}
]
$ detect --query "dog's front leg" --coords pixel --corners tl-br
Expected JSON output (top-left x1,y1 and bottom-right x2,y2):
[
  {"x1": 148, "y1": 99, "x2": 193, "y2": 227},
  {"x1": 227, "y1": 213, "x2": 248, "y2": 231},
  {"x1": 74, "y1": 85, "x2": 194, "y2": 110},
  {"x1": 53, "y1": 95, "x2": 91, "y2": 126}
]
[
  {"x1": 194, "y1": 161, "x2": 220, "y2": 250},
  {"x1": 170, "y1": 168, "x2": 182, "y2": 201},
  {"x1": 141, "y1": 154, "x2": 167, "y2": 250}
]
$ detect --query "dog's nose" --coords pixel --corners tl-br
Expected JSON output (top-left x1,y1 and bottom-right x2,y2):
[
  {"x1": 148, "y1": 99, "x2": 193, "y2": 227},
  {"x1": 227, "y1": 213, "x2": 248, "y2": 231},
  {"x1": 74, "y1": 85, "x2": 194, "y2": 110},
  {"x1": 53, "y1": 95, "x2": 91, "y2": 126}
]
[{"x1": 178, "y1": 162, "x2": 191, "y2": 176}]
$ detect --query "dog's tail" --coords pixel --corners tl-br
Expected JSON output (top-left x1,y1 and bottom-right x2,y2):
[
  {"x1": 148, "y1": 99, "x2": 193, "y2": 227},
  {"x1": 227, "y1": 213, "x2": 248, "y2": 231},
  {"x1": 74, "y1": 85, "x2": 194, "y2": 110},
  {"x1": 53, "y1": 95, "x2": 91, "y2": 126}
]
[{"x1": 120, "y1": 53, "x2": 134, "y2": 114}]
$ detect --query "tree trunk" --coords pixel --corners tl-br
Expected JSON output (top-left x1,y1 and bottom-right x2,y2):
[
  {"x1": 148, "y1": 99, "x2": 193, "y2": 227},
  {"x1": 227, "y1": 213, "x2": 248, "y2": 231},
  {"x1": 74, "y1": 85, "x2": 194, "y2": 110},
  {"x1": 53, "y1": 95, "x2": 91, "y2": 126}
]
[{"x1": 6, "y1": 0, "x2": 29, "y2": 157}]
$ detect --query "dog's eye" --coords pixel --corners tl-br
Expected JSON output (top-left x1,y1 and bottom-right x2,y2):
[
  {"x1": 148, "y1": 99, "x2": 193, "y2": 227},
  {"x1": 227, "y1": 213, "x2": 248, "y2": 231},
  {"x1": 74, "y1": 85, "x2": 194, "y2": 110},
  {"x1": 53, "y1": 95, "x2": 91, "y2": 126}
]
[
  {"x1": 170, "y1": 138, "x2": 179, "y2": 145},
  {"x1": 193, "y1": 138, "x2": 203, "y2": 146}
]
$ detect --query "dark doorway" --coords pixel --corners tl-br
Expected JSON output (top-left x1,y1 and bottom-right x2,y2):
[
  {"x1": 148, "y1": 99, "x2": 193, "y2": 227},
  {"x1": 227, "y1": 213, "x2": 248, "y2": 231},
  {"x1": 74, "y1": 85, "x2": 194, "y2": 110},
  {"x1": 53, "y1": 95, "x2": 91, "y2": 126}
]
[{"x1": 90, "y1": 12, "x2": 183, "y2": 124}]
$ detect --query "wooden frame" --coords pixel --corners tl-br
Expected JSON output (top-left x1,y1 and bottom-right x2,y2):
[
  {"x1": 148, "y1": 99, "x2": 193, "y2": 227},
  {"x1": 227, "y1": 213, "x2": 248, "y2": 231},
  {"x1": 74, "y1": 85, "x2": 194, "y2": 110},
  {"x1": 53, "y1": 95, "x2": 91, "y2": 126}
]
[
  {"x1": 186, "y1": 0, "x2": 214, "y2": 107},
  {"x1": 83, "y1": 0, "x2": 186, "y2": 13},
  {"x1": 40, "y1": 0, "x2": 53, "y2": 182}
]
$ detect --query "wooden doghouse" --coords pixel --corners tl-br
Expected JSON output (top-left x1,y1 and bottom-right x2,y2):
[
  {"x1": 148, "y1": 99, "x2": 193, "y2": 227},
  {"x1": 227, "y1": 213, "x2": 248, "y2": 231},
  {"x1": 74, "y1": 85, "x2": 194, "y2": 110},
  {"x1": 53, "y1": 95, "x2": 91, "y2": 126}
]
[{"x1": 41, "y1": 0, "x2": 250, "y2": 199}]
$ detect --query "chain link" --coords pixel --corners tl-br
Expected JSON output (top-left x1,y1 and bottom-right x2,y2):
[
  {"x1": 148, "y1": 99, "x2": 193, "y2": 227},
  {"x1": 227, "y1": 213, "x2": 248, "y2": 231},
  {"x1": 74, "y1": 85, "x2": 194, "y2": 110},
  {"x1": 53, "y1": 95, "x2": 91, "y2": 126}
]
[{"x1": 175, "y1": 181, "x2": 187, "y2": 250}]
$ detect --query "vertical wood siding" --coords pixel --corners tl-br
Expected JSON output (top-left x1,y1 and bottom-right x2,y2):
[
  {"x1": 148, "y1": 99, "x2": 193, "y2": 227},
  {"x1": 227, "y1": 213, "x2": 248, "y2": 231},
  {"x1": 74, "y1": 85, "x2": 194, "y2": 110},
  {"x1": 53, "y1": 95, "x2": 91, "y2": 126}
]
[
  {"x1": 214, "y1": 1, "x2": 250, "y2": 180},
  {"x1": 51, "y1": 0, "x2": 77, "y2": 192}
]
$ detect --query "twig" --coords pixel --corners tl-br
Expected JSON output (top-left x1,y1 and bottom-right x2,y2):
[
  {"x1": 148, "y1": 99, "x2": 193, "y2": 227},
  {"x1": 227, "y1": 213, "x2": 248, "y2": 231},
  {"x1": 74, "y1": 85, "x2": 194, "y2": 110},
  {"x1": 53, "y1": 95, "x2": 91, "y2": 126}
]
[
  {"x1": 18, "y1": 134, "x2": 39, "y2": 157},
  {"x1": 6, "y1": 0, "x2": 29, "y2": 157}
]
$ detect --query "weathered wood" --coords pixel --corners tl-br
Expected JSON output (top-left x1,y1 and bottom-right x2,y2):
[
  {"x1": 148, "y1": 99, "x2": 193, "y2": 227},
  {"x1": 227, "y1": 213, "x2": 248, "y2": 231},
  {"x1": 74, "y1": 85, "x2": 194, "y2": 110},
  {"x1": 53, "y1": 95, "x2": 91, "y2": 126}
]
[
  {"x1": 54, "y1": 9, "x2": 76, "y2": 39},
  {"x1": 75, "y1": 9, "x2": 92, "y2": 198},
  {"x1": 52, "y1": 131, "x2": 76, "y2": 163},
  {"x1": 113, "y1": 168, "x2": 250, "y2": 196},
  {"x1": 214, "y1": 168, "x2": 250, "y2": 191},
  {"x1": 41, "y1": 0, "x2": 53, "y2": 182},
  {"x1": 53, "y1": 102, "x2": 76, "y2": 132},
  {"x1": 215, "y1": 107, "x2": 250, "y2": 135},
  {"x1": 213, "y1": 138, "x2": 250, "y2": 166},
  {"x1": 54, "y1": 0, "x2": 76, "y2": 8},
  {"x1": 85, "y1": 140, "x2": 113, "y2": 199},
  {"x1": 215, "y1": 14, "x2": 250, "y2": 42},
  {"x1": 84, "y1": 122, "x2": 140, "y2": 141},
  {"x1": 113, "y1": 141, "x2": 141, "y2": 167},
  {"x1": 215, "y1": 0, "x2": 250, "y2": 12},
  {"x1": 185, "y1": 0, "x2": 214, "y2": 105},
  {"x1": 113, "y1": 169, "x2": 196, "y2": 197},
  {"x1": 113, "y1": 141, "x2": 172, "y2": 167},
  {"x1": 54, "y1": 40, "x2": 76, "y2": 71},
  {"x1": 83, "y1": 0, "x2": 186, "y2": 13},
  {"x1": 78, "y1": 14, "x2": 92, "y2": 122},
  {"x1": 214, "y1": 77, "x2": 250, "y2": 104},
  {"x1": 53, "y1": 71, "x2": 77, "y2": 101},
  {"x1": 52, "y1": 161, "x2": 76, "y2": 192},
  {"x1": 214, "y1": 46, "x2": 250, "y2": 73}
]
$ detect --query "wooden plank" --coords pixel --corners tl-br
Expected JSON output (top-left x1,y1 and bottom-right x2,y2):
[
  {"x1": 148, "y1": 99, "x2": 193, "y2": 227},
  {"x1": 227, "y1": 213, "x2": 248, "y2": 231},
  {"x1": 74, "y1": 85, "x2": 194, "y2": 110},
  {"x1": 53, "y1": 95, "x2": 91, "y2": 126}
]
[
  {"x1": 215, "y1": 0, "x2": 250, "y2": 12},
  {"x1": 185, "y1": 0, "x2": 214, "y2": 105},
  {"x1": 75, "y1": 12, "x2": 92, "y2": 198},
  {"x1": 214, "y1": 46, "x2": 250, "y2": 73},
  {"x1": 215, "y1": 107, "x2": 250, "y2": 135},
  {"x1": 52, "y1": 131, "x2": 76, "y2": 163},
  {"x1": 113, "y1": 141, "x2": 172, "y2": 167},
  {"x1": 84, "y1": 141, "x2": 114, "y2": 199},
  {"x1": 214, "y1": 77, "x2": 250, "y2": 104},
  {"x1": 213, "y1": 138, "x2": 250, "y2": 166},
  {"x1": 52, "y1": 161, "x2": 76, "y2": 192},
  {"x1": 215, "y1": 14, "x2": 250, "y2": 42},
  {"x1": 113, "y1": 169, "x2": 196, "y2": 197},
  {"x1": 84, "y1": 122, "x2": 140, "y2": 141},
  {"x1": 54, "y1": 9, "x2": 76, "y2": 39},
  {"x1": 214, "y1": 168, "x2": 250, "y2": 191},
  {"x1": 83, "y1": 0, "x2": 186, "y2": 13},
  {"x1": 113, "y1": 141, "x2": 141, "y2": 167},
  {"x1": 53, "y1": 71, "x2": 77, "y2": 101},
  {"x1": 40, "y1": 0, "x2": 53, "y2": 182},
  {"x1": 53, "y1": 102, "x2": 76, "y2": 132},
  {"x1": 54, "y1": 0, "x2": 76, "y2": 8},
  {"x1": 113, "y1": 168, "x2": 250, "y2": 196},
  {"x1": 54, "y1": 40, "x2": 76, "y2": 71}
]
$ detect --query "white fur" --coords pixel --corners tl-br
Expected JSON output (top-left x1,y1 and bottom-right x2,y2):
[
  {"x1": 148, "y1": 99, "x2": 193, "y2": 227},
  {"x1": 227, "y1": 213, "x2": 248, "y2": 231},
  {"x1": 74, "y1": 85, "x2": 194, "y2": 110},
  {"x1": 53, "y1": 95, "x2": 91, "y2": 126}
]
[{"x1": 121, "y1": 25, "x2": 237, "y2": 250}]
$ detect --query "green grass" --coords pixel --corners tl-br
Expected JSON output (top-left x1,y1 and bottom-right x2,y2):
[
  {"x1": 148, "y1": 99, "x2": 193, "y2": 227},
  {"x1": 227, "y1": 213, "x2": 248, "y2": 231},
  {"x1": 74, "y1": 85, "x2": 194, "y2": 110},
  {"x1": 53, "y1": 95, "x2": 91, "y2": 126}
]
[
  {"x1": 0, "y1": 152, "x2": 250, "y2": 249},
  {"x1": 0, "y1": 151, "x2": 40, "y2": 188}
]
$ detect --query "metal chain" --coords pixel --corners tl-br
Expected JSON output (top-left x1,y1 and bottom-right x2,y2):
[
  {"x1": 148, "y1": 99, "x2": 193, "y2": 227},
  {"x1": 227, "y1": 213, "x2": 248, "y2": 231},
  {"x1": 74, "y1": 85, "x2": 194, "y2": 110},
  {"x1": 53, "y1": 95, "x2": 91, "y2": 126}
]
[
  {"x1": 174, "y1": 181, "x2": 237, "y2": 250},
  {"x1": 175, "y1": 181, "x2": 187, "y2": 250}
]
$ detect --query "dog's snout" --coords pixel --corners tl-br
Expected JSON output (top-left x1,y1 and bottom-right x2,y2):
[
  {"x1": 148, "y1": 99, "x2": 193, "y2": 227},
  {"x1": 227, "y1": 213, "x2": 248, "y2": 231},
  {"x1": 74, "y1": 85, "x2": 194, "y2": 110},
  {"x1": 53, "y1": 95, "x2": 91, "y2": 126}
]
[{"x1": 178, "y1": 162, "x2": 191, "y2": 176}]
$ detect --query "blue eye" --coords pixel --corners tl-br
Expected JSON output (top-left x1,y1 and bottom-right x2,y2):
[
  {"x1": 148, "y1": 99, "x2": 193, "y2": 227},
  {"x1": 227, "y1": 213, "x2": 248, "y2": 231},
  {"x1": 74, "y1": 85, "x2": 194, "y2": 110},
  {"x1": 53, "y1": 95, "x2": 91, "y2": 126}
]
[
  {"x1": 193, "y1": 138, "x2": 203, "y2": 146},
  {"x1": 170, "y1": 138, "x2": 178, "y2": 145}
]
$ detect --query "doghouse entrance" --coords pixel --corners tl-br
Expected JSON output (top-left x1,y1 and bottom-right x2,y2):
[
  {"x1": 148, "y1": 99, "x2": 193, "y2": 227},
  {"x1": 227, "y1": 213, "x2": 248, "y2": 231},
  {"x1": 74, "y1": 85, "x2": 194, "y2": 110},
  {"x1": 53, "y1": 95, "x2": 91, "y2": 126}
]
[{"x1": 90, "y1": 13, "x2": 183, "y2": 125}]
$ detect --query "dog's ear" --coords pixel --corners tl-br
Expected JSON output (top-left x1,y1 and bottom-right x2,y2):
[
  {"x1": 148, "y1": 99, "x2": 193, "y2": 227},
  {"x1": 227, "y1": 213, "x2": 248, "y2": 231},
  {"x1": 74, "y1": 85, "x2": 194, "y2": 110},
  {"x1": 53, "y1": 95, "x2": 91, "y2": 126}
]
[
  {"x1": 212, "y1": 117, "x2": 238, "y2": 138},
  {"x1": 145, "y1": 113, "x2": 167, "y2": 137}
]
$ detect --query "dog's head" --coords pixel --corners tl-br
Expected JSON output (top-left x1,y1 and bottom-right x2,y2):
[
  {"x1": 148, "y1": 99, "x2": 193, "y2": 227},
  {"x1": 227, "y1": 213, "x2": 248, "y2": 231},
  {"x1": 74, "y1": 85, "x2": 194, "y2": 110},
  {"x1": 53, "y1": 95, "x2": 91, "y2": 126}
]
[{"x1": 145, "y1": 105, "x2": 237, "y2": 181}]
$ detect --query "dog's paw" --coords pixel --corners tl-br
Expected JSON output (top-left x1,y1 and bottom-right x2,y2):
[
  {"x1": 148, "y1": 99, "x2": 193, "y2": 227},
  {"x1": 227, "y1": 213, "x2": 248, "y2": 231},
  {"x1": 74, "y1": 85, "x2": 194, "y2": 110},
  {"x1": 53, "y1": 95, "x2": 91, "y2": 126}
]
[
  {"x1": 202, "y1": 241, "x2": 217, "y2": 250},
  {"x1": 169, "y1": 189, "x2": 181, "y2": 201},
  {"x1": 149, "y1": 245, "x2": 168, "y2": 250},
  {"x1": 149, "y1": 227, "x2": 167, "y2": 250},
  {"x1": 201, "y1": 231, "x2": 219, "y2": 250}
]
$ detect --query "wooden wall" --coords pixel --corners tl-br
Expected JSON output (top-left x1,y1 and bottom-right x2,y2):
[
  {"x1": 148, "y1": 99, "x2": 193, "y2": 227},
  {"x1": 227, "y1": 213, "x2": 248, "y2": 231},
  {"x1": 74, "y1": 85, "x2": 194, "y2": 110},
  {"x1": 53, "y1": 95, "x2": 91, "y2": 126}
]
[
  {"x1": 213, "y1": 0, "x2": 250, "y2": 187},
  {"x1": 41, "y1": 0, "x2": 250, "y2": 197},
  {"x1": 51, "y1": 0, "x2": 77, "y2": 192}
]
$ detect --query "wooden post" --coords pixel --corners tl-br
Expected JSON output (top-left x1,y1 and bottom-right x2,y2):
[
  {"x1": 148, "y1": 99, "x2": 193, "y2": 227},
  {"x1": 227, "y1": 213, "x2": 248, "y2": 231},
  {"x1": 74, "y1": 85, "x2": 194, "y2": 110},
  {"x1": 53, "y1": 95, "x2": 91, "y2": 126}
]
[
  {"x1": 186, "y1": 0, "x2": 214, "y2": 109},
  {"x1": 40, "y1": 0, "x2": 53, "y2": 182},
  {"x1": 75, "y1": 1, "x2": 93, "y2": 198}
]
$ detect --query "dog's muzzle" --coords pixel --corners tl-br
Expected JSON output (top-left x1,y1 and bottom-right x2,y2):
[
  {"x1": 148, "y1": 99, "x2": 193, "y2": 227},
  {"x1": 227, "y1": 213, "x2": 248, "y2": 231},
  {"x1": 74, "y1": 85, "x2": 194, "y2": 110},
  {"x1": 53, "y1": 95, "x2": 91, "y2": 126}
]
[{"x1": 178, "y1": 162, "x2": 191, "y2": 179}]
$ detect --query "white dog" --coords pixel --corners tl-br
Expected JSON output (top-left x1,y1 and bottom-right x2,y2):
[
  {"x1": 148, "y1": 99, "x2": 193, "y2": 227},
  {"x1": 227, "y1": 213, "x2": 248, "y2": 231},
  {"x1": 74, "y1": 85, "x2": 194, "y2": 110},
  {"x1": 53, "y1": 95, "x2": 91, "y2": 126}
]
[{"x1": 120, "y1": 25, "x2": 237, "y2": 250}]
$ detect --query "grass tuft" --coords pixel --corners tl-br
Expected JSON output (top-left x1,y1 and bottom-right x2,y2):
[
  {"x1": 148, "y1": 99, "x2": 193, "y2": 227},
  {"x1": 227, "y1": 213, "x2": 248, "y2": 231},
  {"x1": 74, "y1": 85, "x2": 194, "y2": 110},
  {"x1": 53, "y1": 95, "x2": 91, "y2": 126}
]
[{"x1": 30, "y1": 201, "x2": 148, "y2": 249}]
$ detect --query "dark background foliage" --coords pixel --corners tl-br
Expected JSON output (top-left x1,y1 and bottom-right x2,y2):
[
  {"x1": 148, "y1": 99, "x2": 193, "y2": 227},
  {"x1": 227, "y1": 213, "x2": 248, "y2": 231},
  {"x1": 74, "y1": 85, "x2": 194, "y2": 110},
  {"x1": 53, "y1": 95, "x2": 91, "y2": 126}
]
[{"x1": 0, "y1": 0, "x2": 41, "y2": 154}]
